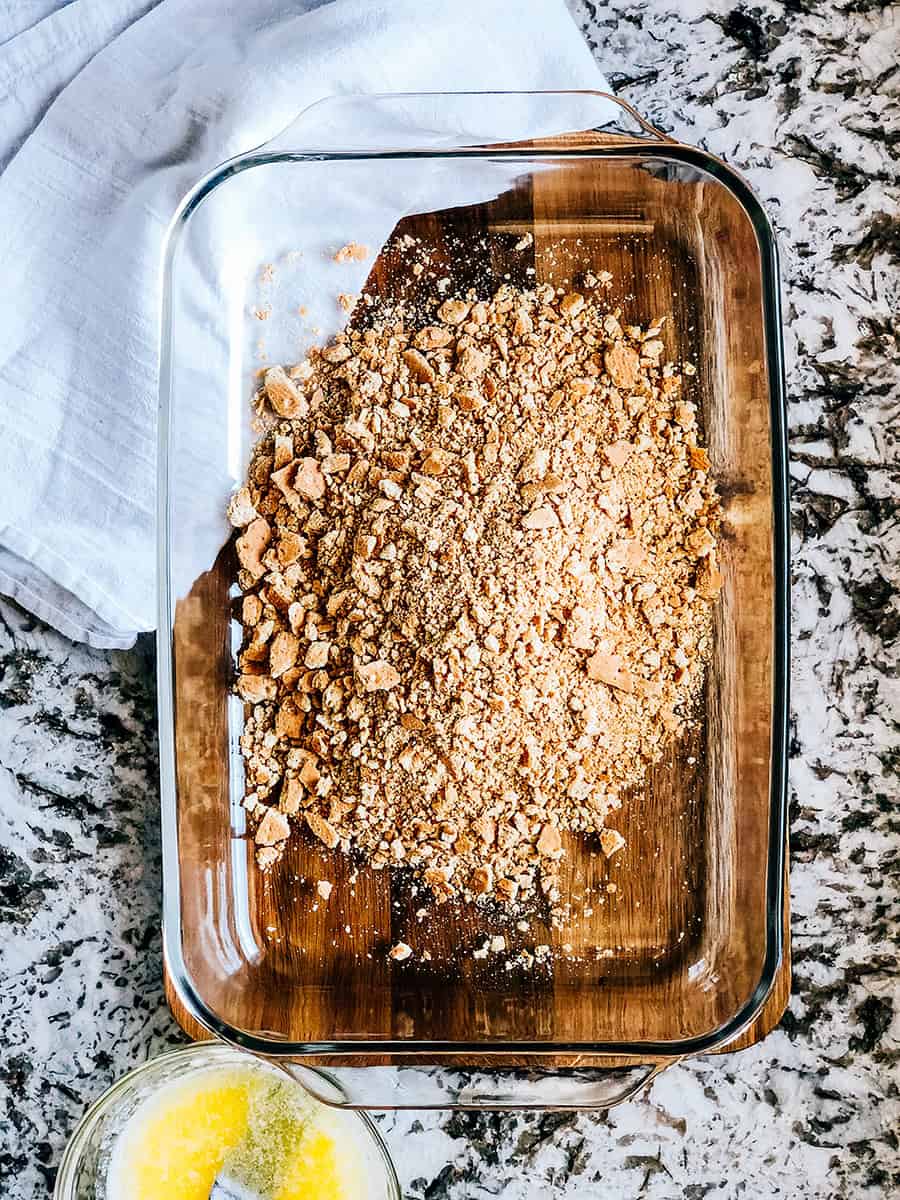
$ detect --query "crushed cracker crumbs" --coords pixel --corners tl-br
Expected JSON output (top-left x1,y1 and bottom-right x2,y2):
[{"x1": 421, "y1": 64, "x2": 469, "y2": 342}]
[{"x1": 229, "y1": 279, "x2": 722, "y2": 920}]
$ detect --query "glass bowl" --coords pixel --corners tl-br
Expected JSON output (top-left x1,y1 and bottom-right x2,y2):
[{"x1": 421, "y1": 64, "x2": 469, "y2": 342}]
[{"x1": 54, "y1": 1042, "x2": 400, "y2": 1199}]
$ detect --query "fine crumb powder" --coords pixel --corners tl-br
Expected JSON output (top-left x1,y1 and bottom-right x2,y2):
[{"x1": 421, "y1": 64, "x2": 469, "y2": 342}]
[{"x1": 229, "y1": 281, "x2": 722, "y2": 914}]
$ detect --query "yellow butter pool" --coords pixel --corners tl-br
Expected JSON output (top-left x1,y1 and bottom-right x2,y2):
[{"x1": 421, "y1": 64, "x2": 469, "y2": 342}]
[{"x1": 106, "y1": 1062, "x2": 363, "y2": 1200}]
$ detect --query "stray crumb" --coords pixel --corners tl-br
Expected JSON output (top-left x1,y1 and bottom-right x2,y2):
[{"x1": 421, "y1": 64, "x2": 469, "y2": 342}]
[
  {"x1": 333, "y1": 242, "x2": 369, "y2": 263},
  {"x1": 389, "y1": 941, "x2": 413, "y2": 962},
  {"x1": 600, "y1": 828, "x2": 626, "y2": 859},
  {"x1": 316, "y1": 879, "x2": 333, "y2": 901},
  {"x1": 514, "y1": 232, "x2": 534, "y2": 251}
]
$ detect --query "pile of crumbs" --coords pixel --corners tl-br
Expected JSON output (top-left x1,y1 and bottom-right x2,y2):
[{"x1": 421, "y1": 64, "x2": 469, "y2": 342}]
[{"x1": 228, "y1": 280, "x2": 722, "y2": 919}]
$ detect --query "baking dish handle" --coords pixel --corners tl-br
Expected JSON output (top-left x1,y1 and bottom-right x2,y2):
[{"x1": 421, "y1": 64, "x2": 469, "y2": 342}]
[
  {"x1": 279, "y1": 1061, "x2": 671, "y2": 1111},
  {"x1": 597, "y1": 93, "x2": 676, "y2": 144}
]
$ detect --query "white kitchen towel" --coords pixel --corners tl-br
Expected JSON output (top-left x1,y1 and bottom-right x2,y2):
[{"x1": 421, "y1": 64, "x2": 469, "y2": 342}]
[{"x1": 0, "y1": 0, "x2": 608, "y2": 648}]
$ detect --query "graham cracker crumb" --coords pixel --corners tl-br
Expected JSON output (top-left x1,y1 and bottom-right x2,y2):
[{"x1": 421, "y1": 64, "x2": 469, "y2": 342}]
[
  {"x1": 600, "y1": 828, "x2": 626, "y2": 859},
  {"x1": 333, "y1": 242, "x2": 369, "y2": 263}
]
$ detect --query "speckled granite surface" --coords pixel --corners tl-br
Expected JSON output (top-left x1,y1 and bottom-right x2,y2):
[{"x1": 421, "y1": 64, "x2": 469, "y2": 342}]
[{"x1": 1, "y1": 1, "x2": 898, "y2": 1196}]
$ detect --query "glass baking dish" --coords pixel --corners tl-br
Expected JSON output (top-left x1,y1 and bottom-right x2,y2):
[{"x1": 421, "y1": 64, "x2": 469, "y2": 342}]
[{"x1": 157, "y1": 92, "x2": 789, "y2": 1109}]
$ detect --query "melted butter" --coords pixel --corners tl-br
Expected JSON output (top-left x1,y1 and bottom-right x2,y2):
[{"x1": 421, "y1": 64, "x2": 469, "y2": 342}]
[
  {"x1": 274, "y1": 1129, "x2": 344, "y2": 1200},
  {"x1": 106, "y1": 1063, "x2": 363, "y2": 1200}
]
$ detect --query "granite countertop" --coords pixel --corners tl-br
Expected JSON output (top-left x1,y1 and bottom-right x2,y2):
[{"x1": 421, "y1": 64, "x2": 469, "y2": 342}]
[{"x1": 2, "y1": 1, "x2": 898, "y2": 1196}]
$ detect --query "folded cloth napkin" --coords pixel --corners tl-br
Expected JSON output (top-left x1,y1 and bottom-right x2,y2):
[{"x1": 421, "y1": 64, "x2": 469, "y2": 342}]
[{"x1": 0, "y1": 0, "x2": 607, "y2": 648}]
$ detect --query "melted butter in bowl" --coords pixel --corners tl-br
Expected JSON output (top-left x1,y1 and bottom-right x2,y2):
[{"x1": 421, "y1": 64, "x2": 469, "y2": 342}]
[
  {"x1": 53, "y1": 1045, "x2": 396, "y2": 1200},
  {"x1": 107, "y1": 1062, "x2": 364, "y2": 1200}
]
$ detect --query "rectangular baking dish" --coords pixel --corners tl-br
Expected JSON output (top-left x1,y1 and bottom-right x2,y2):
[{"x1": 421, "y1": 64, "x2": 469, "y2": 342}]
[{"x1": 157, "y1": 92, "x2": 789, "y2": 1109}]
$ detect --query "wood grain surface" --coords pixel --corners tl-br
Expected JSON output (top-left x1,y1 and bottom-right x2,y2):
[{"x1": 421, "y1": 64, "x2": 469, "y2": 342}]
[
  {"x1": 165, "y1": 864, "x2": 790, "y2": 1060},
  {"x1": 165, "y1": 140, "x2": 788, "y2": 1070}
]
